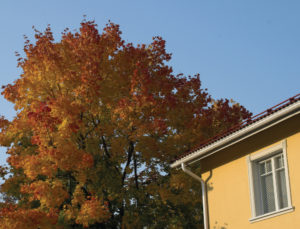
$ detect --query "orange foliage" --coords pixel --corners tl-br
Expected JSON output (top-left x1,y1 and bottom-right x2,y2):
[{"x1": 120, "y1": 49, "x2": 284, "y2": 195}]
[
  {"x1": 0, "y1": 205, "x2": 59, "y2": 229},
  {"x1": 0, "y1": 19, "x2": 251, "y2": 228},
  {"x1": 75, "y1": 197, "x2": 111, "y2": 227}
]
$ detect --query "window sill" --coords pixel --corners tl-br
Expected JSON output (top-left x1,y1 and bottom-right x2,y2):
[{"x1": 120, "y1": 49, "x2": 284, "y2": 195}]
[{"x1": 249, "y1": 206, "x2": 294, "y2": 223}]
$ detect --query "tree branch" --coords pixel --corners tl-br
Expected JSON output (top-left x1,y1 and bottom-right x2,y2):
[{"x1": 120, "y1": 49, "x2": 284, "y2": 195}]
[
  {"x1": 133, "y1": 152, "x2": 139, "y2": 190},
  {"x1": 101, "y1": 136, "x2": 120, "y2": 175},
  {"x1": 121, "y1": 141, "x2": 134, "y2": 185}
]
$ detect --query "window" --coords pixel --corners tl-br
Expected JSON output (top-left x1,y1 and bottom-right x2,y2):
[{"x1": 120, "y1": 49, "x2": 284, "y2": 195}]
[{"x1": 247, "y1": 141, "x2": 293, "y2": 222}]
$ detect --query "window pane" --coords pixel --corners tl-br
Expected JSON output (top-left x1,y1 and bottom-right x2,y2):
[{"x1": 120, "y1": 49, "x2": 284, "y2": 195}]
[
  {"x1": 260, "y1": 163, "x2": 265, "y2": 175},
  {"x1": 275, "y1": 155, "x2": 284, "y2": 169},
  {"x1": 277, "y1": 169, "x2": 288, "y2": 209},
  {"x1": 266, "y1": 160, "x2": 272, "y2": 173},
  {"x1": 261, "y1": 173, "x2": 276, "y2": 213}
]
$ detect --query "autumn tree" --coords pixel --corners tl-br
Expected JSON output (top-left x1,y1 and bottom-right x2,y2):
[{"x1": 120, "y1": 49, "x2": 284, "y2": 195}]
[{"x1": 0, "y1": 20, "x2": 251, "y2": 228}]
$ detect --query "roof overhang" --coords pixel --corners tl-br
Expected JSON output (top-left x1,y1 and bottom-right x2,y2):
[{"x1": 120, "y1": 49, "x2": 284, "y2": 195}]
[{"x1": 171, "y1": 100, "x2": 300, "y2": 168}]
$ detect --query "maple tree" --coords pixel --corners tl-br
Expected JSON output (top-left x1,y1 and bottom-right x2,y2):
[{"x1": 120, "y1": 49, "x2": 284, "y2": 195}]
[{"x1": 0, "y1": 20, "x2": 251, "y2": 228}]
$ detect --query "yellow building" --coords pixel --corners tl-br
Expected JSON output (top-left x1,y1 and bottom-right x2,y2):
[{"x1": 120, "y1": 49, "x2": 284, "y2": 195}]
[{"x1": 171, "y1": 94, "x2": 300, "y2": 229}]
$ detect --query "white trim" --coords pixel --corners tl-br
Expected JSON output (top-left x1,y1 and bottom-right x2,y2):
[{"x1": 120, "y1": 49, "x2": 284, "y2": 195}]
[
  {"x1": 271, "y1": 157, "x2": 279, "y2": 211},
  {"x1": 247, "y1": 155, "x2": 256, "y2": 217},
  {"x1": 249, "y1": 142, "x2": 283, "y2": 161},
  {"x1": 247, "y1": 140, "x2": 293, "y2": 221},
  {"x1": 283, "y1": 140, "x2": 293, "y2": 208},
  {"x1": 249, "y1": 206, "x2": 294, "y2": 223},
  {"x1": 171, "y1": 100, "x2": 300, "y2": 168}
]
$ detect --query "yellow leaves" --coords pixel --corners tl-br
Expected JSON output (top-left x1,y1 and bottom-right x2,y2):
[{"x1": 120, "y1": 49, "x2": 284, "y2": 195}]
[
  {"x1": 0, "y1": 132, "x2": 12, "y2": 147},
  {"x1": 0, "y1": 116, "x2": 9, "y2": 129},
  {"x1": 0, "y1": 114, "x2": 30, "y2": 147},
  {"x1": 15, "y1": 153, "x2": 57, "y2": 179},
  {"x1": 56, "y1": 117, "x2": 78, "y2": 138},
  {"x1": 75, "y1": 197, "x2": 111, "y2": 227},
  {"x1": 9, "y1": 136, "x2": 94, "y2": 181},
  {"x1": 58, "y1": 118, "x2": 69, "y2": 132},
  {"x1": 21, "y1": 180, "x2": 69, "y2": 208},
  {"x1": 0, "y1": 19, "x2": 252, "y2": 228},
  {"x1": 0, "y1": 174, "x2": 25, "y2": 198},
  {"x1": 72, "y1": 185, "x2": 86, "y2": 205},
  {"x1": 0, "y1": 205, "x2": 59, "y2": 229},
  {"x1": 22, "y1": 155, "x2": 44, "y2": 179},
  {"x1": 64, "y1": 186, "x2": 111, "y2": 227},
  {"x1": 51, "y1": 95, "x2": 84, "y2": 120},
  {"x1": 51, "y1": 140, "x2": 94, "y2": 171}
]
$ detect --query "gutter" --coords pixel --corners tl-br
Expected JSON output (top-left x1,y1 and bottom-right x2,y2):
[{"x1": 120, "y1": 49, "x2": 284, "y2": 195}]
[
  {"x1": 181, "y1": 163, "x2": 209, "y2": 229},
  {"x1": 171, "y1": 100, "x2": 300, "y2": 168}
]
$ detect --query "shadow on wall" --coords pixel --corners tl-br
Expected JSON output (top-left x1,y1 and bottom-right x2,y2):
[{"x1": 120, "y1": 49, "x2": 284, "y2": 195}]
[
  {"x1": 207, "y1": 181, "x2": 213, "y2": 192},
  {"x1": 206, "y1": 170, "x2": 214, "y2": 192},
  {"x1": 213, "y1": 221, "x2": 228, "y2": 229}
]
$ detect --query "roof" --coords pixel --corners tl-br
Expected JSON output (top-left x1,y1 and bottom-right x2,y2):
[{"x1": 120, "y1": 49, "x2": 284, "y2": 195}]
[{"x1": 171, "y1": 93, "x2": 300, "y2": 168}]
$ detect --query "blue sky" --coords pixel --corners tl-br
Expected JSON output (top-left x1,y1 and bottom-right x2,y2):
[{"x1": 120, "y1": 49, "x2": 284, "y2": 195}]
[{"x1": 0, "y1": 1, "x2": 300, "y2": 165}]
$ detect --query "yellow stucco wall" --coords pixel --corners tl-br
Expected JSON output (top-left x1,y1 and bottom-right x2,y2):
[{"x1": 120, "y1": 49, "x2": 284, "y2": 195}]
[{"x1": 201, "y1": 115, "x2": 300, "y2": 229}]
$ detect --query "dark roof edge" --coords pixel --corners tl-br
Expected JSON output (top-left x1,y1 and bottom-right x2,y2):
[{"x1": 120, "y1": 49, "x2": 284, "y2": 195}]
[{"x1": 171, "y1": 94, "x2": 300, "y2": 168}]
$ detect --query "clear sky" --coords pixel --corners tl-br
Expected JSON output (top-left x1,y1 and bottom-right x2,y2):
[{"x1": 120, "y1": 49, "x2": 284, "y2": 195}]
[{"x1": 0, "y1": 1, "x2": 300, "y2": 165}]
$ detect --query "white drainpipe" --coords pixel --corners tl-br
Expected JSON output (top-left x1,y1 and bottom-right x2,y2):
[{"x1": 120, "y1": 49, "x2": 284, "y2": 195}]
[{"x1": 181, "y1": 163, "x2": 208, "y2": 229}]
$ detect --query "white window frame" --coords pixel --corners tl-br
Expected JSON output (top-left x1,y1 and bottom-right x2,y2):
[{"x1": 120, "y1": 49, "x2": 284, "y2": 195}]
[{"x1": 247, "y1": 140, "x2": 293, "y2": 222}]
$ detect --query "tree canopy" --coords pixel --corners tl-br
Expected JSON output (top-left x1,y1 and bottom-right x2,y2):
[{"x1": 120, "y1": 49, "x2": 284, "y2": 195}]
[{"x1": 0, "y1": 20, "x2": 251, "y2": 228}]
